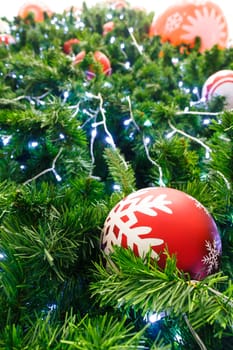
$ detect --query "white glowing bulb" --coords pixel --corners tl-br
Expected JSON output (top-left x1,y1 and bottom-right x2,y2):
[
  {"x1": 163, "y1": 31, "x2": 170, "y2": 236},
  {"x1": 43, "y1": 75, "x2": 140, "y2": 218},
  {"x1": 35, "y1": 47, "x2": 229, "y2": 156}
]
[
  {"x1": 2, "y1": 135, "x2": 12, "y2": 146},
  {"x1": 203, "y1": 118, "x2": 210, "y2": 125},
  {"x1": 124, "y1": 119, "x2": 131, "y2": 126},
  {"x1": 172, "y1": 57, "x2": 179, "y2": 64},
  {"x1": 166, "y1": 130, "x2": 176, "y2": 139},
  {"x1": 0, "y1": 252, "x2": 5, "y2": 260},
  {"x1": 113, "y1": 184, "x2": 121, "y2": 191},
  {"x1": 144, "y1": 136, "x2": 151, "y2": 145},
  {"x1": 28, "y1": 141, "x2": 38, "y2": 148},
  {"x1": 52, "y1": 169, "x2": 62, "y2": 182},
  {"x1": 144, "y1": 119, "x2": 152, "y2": 127},
  {"x1": 105, "y1": 136, "x2": 114, "y2": 146},
  {"x1": 205, "y1": 150, "x2": 210, "y2": 159},
  {"x1": 110, "y1": 36, "x2": 116, "y2": 44},
  {"x1": 149, "y1": 313, "x2": 163, "y2": 323},
  {"x1": 63, "y1": 91, "x2": 69, "y2": 99},
  {"x1": 124, "y1": 61, "x2": 131, "y2": 69},
  {"x1": 91, "y1": 128, "x2": 97, "y2": 137}
]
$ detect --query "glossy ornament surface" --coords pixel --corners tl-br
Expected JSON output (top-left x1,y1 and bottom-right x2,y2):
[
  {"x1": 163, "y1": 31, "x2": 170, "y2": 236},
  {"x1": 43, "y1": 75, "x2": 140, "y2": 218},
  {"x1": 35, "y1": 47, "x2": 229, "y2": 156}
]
[{"x1": 101, "y1": 187, "x2": 222, "y2": 280}]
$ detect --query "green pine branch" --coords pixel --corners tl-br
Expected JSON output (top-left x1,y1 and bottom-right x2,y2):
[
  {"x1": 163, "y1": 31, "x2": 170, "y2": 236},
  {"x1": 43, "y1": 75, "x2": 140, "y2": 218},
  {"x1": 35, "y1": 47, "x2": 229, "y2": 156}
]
[{"x1": 91, "y1": 247, "x2": 233, "y2": 332}]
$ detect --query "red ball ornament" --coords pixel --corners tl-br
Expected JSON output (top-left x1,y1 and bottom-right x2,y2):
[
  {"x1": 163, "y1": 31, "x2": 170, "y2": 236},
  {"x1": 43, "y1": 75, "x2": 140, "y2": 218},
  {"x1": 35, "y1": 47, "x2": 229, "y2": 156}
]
[
  {"x1": 18, "y1": 1, "x2": 53, "y2": 22},
  {"x1": 73, "y1": 50, "x2": 112, "y2": 78},
  {"x1": 103, "y1": 21, "x2": 114, "y2": 36},
  {"x1": 201, "y1": 69, "x2": 233, "y2": 110},
  {"x1": 149, "y1": 1, "x2": 228, "y2": 53},
  {"x1": 101, "y1": 187, "x2": 222, "y2": 280},
  {"x1": 63, "y1": 38, "x2": 80, "y2": 54},
  {"x1": 0, "y1": 34, "x2": 16, "y2": 45}
]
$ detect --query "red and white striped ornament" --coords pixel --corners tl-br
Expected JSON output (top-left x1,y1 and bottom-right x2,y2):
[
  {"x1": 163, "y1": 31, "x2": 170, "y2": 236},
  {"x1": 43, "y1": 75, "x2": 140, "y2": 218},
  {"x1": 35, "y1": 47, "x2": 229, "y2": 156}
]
[
  {"x1": 202, "y1": 69, "x2": 233, "y2": 110},
  {"x1": 0, "y1": 34, "x2": 16, "y2": 45},
  {"x1": 101, "y1": 187, "x2": 222, "y2": 280}
]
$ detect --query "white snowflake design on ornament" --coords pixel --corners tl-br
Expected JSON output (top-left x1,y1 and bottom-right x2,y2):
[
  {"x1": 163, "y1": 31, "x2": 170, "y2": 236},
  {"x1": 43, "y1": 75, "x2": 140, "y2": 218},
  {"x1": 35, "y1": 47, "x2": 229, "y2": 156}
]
[
  {"x1": 165, "y1": 12, "x2": 183, "y2": 33},
  {"x1": 202, "y1": 239, "x2": 220, "y2": 274},
  {"x1": 181, "y1": 6, "x2": 227, "y2": 49},
  {"x1": 102, "y1": 189, "x2": 173, "y2": 259}
]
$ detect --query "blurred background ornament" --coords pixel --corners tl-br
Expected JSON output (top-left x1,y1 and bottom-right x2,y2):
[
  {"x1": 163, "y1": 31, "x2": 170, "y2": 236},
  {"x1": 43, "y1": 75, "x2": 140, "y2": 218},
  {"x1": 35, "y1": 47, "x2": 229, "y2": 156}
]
[
  {"x1": 18, "y1": 0, "x2": 53, "y2": 22},
  {"x1": 202, "y1": 69, "x2": 233, "y2": 110},
  {"x1": 73, "y1": 50, "x2": 112, "y2": 78},
  {"x1": 149, "y1": 0, "x2": 229, "y2": 52}
]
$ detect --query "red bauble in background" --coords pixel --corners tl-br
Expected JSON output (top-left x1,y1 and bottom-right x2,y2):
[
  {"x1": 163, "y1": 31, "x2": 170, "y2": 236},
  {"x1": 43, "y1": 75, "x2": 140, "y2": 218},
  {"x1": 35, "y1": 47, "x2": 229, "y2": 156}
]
[
  {"x1": 73, "y1": 50, "x2": 112, "y2": 78},
  {"x1": 149, "y1": 1, "x2": 228, "y2": 53},
  {"x1": 101, "y1": 187, "x2": 222, "y2": 280},
  {"x1": 202, "y1": 69, "x2": 233, "y2": 110},
  {"x1": 103, "y1": 21, "x2": 114, "y2": 36},
  {"x1": 18, "y1": 1, "x2": 53, "y2": 22},
  {"x1": 63, "y1": 38, "x2": 80, "y2": 54},
  {"x1": 0, "y1": 34, "x2": 16, "y2": 45}
]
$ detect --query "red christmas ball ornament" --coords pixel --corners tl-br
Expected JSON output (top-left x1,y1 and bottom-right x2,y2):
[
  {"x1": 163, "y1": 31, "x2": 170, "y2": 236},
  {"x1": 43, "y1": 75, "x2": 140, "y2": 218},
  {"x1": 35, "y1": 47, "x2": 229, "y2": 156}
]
[
  {"x1": 18, "y1": 1, "x2": 53, "y2": 23},
  {"x1": 201, "y1": 69, "x2": 233, "y2": 110},
  {"x1": 73, "y1": 50, "x2": 112, "y2": 78},
  {"x1": 103, "y1": 21, "x2": 114, "y2": 36},
  {"x1": 92, "y1": 51, "x2": 112, "y2": 75},
  {"x1": 63, "y1": 38, "x2": 80, "y2": 55},
  {"x1": 73, "y1": 50, "x2": 86, "y2": 65},
  {"x1": 149, "y1": 1, "x2": 228, "y2": 53},
  {"x1": 101, "y1": 187, "x2": 222, "y2": 280},
  {"x1": 0, "y1": 34, "x2": 16, "y2": 45}
]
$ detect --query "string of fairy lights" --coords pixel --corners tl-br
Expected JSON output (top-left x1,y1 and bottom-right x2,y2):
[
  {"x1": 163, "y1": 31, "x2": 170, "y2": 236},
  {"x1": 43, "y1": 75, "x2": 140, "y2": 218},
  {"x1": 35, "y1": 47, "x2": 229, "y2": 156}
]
[{"x1": 0, "y1": 8, "x2": 232, "y2": 191}]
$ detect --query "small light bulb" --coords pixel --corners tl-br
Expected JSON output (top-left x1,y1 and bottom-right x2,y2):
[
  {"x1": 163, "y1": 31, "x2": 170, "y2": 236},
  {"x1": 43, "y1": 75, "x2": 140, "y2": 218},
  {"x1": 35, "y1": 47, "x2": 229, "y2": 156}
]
[
  {"x1": 124, "y1": 61, "x2": 131, "y2": 69},
  {"x1": 91, "y1": 128, "x2": 97, "y2": 137},
  {"x1": 113, "y1": 184, "x2": 121, "y2": 191},
  {"x1": 144, "y1": 136, "x2": 151, "y2": 145},
  {"x1": 110, "y1": 36, "x2": 116, "y2": 44},
  {"x1": 124, "y1": 119, "x2": 131, "y2": 126},
  {"x1": 144, "y1": 119, "x2": 152, "y2": 127},
  {"x1": 203, "y1": 118, "x2": 210, "y2": 125},
  {"x1": 0, "y1": 252, "x2": 6, "y2": 260}
]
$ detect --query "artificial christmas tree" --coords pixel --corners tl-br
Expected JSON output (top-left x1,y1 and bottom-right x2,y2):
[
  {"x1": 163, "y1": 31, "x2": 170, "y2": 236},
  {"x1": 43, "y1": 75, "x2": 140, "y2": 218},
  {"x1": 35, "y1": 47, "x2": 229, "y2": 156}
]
[{"x1": 0, "y1": 1, "x2": 232, "y2": 349}]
